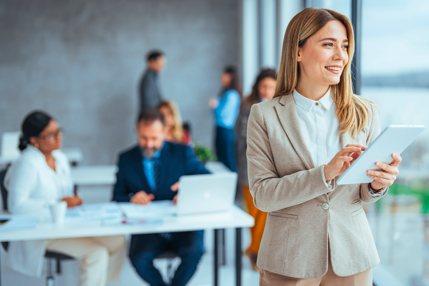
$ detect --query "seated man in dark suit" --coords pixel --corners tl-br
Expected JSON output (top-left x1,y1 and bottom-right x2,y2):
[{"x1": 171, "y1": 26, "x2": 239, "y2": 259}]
[{"x1": 113, "y1": 110, "x2": 210, "y2": 286}]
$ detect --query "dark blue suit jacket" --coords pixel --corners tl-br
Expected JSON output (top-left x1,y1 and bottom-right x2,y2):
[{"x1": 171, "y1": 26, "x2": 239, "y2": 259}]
[{"x1": 112, "y1": 142, "x2": 210, "y2": 202}]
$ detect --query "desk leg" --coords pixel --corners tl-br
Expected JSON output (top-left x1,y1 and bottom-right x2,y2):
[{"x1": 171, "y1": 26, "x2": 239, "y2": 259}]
[
  {"x1": 221, "y1": 228, "x2": 226, "y2": 266},
  {"x1": 235, "y1": 227, "x2": 242, "y2": 286},
  {"x1": 0, "y1": 245, "x2": 2, "y2": 286},
  {"x1": 214, "y1": 229, "x2": 219, "y2": 286}
]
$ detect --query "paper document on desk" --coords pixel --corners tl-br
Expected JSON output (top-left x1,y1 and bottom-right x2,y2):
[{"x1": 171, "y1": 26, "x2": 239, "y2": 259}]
[
  {"x1": 119, "y1": 201, "x2": 177, "y2": 219},
  {"x1": 66, "y1": 202, "x2": 123, "y2": 223},
  {"x1": 0, "y1": 215, "x2": 39, "y2": 231}
]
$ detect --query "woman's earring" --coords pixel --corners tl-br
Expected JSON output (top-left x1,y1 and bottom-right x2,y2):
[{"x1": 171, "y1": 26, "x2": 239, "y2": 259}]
[{"x1": 34, "y1": 143, "x2": 39, "y2": 149}]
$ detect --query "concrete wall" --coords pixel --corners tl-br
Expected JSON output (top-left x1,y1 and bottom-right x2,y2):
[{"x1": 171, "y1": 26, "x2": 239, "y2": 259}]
[{"x1": 0, "y1": 0, "x2": 239, "y2": 164}]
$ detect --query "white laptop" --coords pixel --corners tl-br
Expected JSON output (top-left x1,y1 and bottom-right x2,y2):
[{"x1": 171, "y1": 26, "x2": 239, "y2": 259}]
[{"x1": 176, "y1": 173, "x2": 238, "y2": 216}]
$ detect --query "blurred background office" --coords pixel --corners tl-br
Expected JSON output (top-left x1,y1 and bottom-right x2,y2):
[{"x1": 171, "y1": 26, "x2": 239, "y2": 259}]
[{"x1": 1, "y1": 0, "x2": 429, "y2": 285}]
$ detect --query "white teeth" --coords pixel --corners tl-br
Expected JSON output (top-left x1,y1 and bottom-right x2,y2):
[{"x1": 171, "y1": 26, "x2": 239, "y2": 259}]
[{"x1": 326, "y1": 67, "x2": 341, "y2": 71}]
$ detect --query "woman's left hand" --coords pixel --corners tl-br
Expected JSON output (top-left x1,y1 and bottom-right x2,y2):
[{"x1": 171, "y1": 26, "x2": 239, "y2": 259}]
[{"x1": 367, "y1": 153, "x2": 402, "y2": 191}]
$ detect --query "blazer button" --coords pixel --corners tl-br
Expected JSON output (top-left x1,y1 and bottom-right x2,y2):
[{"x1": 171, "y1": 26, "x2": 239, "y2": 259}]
[{"x1": 322, "y1": 203, "x2": 329, "y2": 210}]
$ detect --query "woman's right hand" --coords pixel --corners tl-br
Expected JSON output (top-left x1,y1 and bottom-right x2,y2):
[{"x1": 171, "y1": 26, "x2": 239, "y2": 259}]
[
  {"x1": 61, "y1": 194, "x2": 83, "y2": 208},
  {"x1": 324, "y1": 144, "x2": 367, "y2": 181},
  {"x1": 208, "y1": 98, "x2": 218, "y2": 109}
]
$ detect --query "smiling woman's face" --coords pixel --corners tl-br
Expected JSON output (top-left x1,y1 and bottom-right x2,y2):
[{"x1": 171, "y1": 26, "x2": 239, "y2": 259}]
[{"x1": 297, "y1": 20, "x2": 349, "y2": 88}]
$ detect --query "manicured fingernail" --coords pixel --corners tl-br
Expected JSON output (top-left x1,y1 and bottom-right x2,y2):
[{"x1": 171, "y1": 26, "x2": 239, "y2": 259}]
[
  {"x1": 375, "y1": 162, "x2": 380, "y2": 167},
  {"x1": 368, "y1": 171, "x2": 373, "y2": 175}
]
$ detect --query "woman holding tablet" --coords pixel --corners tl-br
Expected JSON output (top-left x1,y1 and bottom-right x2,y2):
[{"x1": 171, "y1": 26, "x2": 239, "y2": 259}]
[{"x1": 246, "y1": 8, "x2": 402, "y2": 285}]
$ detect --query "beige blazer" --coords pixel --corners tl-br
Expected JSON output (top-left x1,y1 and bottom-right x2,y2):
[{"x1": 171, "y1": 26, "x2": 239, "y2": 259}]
[{"x1": 246, "y1": 94, "x2": 387, "y2": 279}]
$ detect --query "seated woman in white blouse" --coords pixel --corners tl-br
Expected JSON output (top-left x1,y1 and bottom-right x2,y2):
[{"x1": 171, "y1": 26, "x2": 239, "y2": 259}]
[{"x1": 4, "y1": 111, "x2": 126, "y2": 286}]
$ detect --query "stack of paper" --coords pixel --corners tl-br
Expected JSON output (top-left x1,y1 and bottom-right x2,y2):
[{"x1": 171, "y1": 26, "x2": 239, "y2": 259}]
[
  {"x1": 119, "y1": 200, "x2": 177, "y2": 219},
  {"x1": 0, "y1": 215, "x2": 39, "y2": 231},
  {"x1": 66, "y1": 202, "x2": 123, "y2": 223}
]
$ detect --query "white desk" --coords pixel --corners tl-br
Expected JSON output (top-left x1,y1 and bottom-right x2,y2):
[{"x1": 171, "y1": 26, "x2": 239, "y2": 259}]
[
  {"x1": 62, "y1": 148, "x2": 84, "y2": 166},
  {"x1": 70, "y1": 162, "x2": 230, "y2": 188},
  {"x1": 0, "y1": 148, "x2": 84, "y2": 166},
  {"x1": 205, "y1": 161, "x2": 231, "y2": 173},
  {"x1": 0, "y1": 206, "x2": 254, "y2": 286},
  {"x1": 71, "y1": 165, "x2": 117, "y2": 186},
  {"x1": 0, "y1": 156, "x2": 16, "y2": 166}
]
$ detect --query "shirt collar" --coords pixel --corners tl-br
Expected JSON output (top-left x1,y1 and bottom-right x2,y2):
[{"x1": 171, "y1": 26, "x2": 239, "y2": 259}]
[
  {"x1": 153, "y1": 150, "x2": 161, "y2": 159},
  {"x1": 147, "y1": 69, "x2": 158, "y2": 78},
  {"x1": 293, "y1": 89, "x2": 333, "y2": 112},
  {"x1": 25, "y1": 145, "x2": 47, "y2": 161},
  {"x1": 142, "y1": 143, "x2": 163, "y2": 160}
]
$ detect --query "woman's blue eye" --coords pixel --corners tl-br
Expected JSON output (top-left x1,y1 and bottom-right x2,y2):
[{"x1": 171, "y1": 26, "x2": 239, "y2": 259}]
[
  {"x1": 324, "y1": 43, "x2": 333, "y2": 47},
  {"x1": 343, "y1": 45, "x2": 349, "y2": 49}
]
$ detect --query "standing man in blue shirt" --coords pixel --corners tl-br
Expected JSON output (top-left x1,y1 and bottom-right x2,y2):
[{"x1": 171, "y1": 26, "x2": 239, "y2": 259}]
[
  {"x1": 112, "y1": 110, "x2": 210, "y2": 286},
  {"x1": 139, "y1": 50, "x2": 165, "y2": 112}
]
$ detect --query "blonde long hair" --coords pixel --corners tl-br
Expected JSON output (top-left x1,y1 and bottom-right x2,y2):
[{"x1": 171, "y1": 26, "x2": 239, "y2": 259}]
[
  {"x1": 275, "y1": 8, "x2": 373, "y2": 138},
  {"x1": 157, "y1": 100, "x2": 184, "y2": 143}
]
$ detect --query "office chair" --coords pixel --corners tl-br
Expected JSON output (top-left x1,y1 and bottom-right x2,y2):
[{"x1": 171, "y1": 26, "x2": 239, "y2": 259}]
[
  {"x1": 0, "y1": 166, "x2": 75, "y2": 286},
  {"x1": 155, "y1": 251, "x2": 178, "y2": 283}
]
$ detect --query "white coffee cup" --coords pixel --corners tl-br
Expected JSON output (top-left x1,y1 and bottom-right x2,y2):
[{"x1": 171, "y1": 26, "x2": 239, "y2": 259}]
[{"x1": 49, "y1": 201, "x2": 67, "y2": 224}]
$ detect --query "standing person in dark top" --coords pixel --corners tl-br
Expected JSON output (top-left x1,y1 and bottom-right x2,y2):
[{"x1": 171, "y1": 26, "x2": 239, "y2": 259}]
[
  {"x1": 235, "y1": 68, "x2": 277, "y2": 271},
  {"x1": 139, "y1": 50, "x2": 166, "y2": 112}
]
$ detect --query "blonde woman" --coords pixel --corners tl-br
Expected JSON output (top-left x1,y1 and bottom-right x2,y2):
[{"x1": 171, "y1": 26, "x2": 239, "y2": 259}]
[
  {"x1": 247, "y1": 8, "x2": 402, "y2": 285},
  {"x1": 157, "y1": 100, "x2": 190, "y2": 145}
]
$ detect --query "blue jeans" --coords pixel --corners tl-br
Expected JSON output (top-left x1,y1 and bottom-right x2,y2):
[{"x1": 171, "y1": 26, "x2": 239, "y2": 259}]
[
  {"x1": 215, "y1": 126, "x2": 237, "y2": 172},
  {"x1": 129, "y1": 231, "x2": 204, "y2": 286}
]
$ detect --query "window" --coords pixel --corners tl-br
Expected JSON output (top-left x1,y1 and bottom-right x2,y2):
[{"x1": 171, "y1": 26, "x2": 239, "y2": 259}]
[{"x1": 361, "y1": 0, "x2": 429, "y2": 284}]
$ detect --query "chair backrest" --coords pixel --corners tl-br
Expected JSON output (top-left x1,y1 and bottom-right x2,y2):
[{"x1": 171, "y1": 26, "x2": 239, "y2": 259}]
[
  {"x1": 182, "y1": 122, "x2": 191, "y2": 135},
  {"x1": 1, "y1": 166, "x2": 10, "y2": 251},
  {"x1": 1, "y1": 132, "x2": 21, "y2": 159},
  {"x1": 0, "y1": 165, "x2": 10, "y2": 211}
]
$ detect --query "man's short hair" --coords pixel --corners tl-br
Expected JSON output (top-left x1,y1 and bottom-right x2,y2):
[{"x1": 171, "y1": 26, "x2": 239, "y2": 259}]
[
  {"x1": 146, "y1": 50, "x2": 164, "y2": 62},
  {"x1": 137, "y1": 110, "x2": 165, "y2": 126}
]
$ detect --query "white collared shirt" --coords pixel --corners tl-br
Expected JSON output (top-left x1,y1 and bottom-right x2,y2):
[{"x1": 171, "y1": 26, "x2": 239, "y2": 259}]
[
  {"x1": 293, "y1": 89, "x2": 386, "y2": 196},
  {"x1": 5, "y1": 145, "x2": 74, "y2": 215},
  {"x1": 3, "y1": 145, "x2": 74, "y2": 277},
  {"x1": 293, "y1": 89, "x2": 341, "y2": 168}
]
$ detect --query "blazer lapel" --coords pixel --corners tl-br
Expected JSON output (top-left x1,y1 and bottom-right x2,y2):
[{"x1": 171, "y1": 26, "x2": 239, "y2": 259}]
[
  {"x1": 340, "y1": 131, "x2": 353, "y2": 149},
  {"x1": 274, "y1": 95, "x2": 315, "y2": 170},
  {"x1": 158, "y1": 143, "x2": 171, "y2": 192}
]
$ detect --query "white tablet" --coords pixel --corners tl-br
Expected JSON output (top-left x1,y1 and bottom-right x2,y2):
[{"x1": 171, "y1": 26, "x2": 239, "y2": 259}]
[{"x1": 337, "y1": 125, "x2": 425, "y2": 185}]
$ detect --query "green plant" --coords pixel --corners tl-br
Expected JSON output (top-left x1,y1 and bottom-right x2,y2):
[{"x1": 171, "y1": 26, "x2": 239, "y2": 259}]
[
  {"x1": 376, "y1": 183, "x2": 429, "y2": 213},
  {"x1": 193, "y1": 144, "x2": 217, "y2": 163}
]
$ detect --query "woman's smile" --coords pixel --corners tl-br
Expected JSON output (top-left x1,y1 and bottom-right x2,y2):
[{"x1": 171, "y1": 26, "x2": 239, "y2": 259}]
[{"x1": 325, "y1": 65, "x2": 342, "y2": 74}]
